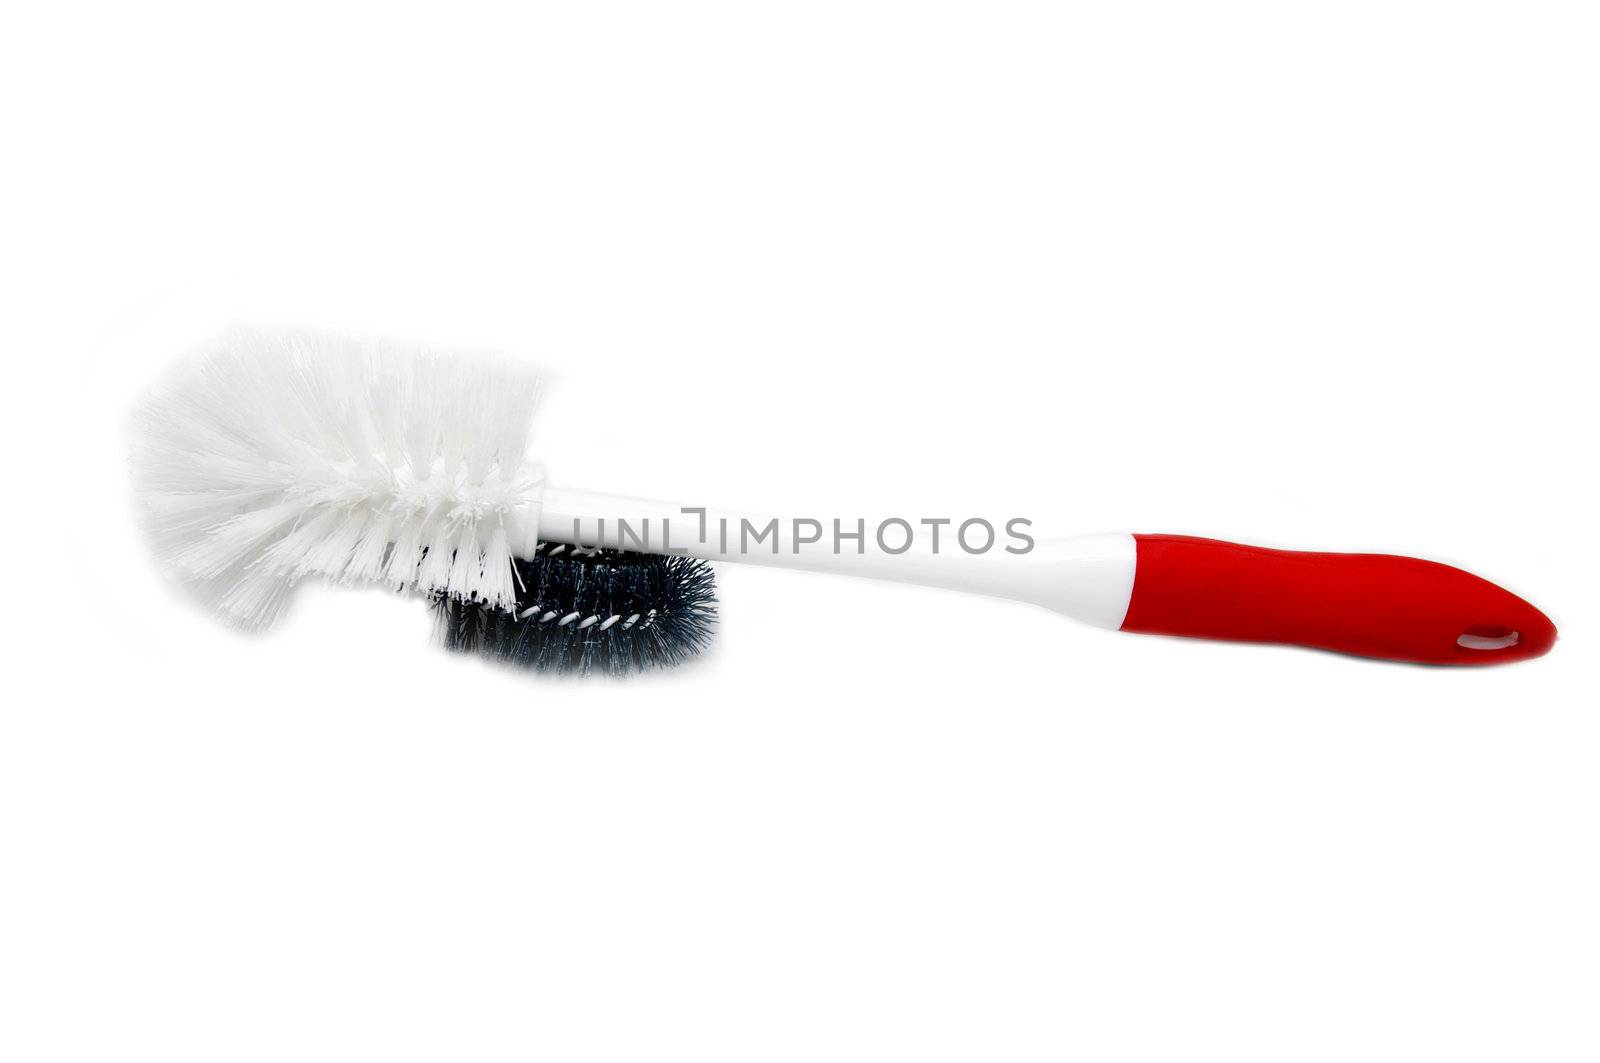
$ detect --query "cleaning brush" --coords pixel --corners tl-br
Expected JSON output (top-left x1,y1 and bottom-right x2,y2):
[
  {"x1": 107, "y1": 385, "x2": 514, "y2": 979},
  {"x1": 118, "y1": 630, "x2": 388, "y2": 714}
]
[{"x1": 131, "y1": 330, "x2": 1557, "y2": 672}]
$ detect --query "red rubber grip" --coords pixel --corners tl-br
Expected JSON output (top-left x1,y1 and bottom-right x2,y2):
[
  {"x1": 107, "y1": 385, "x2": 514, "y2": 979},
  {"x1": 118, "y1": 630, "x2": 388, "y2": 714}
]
[{"x1": 1120, "y1": 535, "x2": 1556, "y2": 665}]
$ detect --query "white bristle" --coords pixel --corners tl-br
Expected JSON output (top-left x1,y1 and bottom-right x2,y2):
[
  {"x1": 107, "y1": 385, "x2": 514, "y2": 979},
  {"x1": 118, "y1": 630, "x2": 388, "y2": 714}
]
[{"x1": 131, "y1": 329, "x2": 545, "y2": 629}]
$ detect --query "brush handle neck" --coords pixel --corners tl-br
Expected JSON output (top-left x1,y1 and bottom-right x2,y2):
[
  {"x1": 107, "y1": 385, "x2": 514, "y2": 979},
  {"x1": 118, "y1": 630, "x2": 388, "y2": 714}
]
[{"x1": 533, "y1": 486, "x2": 1138, "y2": 629}]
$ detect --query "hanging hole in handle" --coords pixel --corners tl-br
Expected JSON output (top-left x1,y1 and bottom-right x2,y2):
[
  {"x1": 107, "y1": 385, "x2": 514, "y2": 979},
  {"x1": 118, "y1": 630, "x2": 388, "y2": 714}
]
[{"x1": 1458, "y1": 627, "x2": 1520, "y2": 651}]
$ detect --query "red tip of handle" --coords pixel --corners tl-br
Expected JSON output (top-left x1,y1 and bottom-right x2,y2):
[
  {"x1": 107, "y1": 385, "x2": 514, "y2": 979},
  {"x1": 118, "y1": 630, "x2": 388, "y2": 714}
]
[{"x1": 1121, "y1": 535, "x2": 1557, "y2": 665}]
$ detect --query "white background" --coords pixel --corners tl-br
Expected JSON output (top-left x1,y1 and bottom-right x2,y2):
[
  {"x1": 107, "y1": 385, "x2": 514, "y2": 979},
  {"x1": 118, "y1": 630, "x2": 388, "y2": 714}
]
[{"x1": 3, "y1": 2, "x2": 1597, "y2": 1060}]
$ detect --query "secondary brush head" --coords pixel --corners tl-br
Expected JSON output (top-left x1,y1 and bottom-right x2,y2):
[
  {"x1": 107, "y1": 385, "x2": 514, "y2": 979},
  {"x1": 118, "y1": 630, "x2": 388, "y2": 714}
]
[
  {"x1": 130, "y1": 330, "x2": 544, "y2": 628},
  {"x1": 436, "y1": 544, "x2": 718, "y2": 675}
]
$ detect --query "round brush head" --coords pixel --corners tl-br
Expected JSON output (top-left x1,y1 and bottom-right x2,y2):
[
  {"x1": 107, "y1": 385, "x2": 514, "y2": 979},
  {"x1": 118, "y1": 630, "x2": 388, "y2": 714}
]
[
  {"x1": 130, "y1": 329, "x2": 544, "y2": 629},
  {"x1": 435, "y1": 544, "x2": 718, "y2": 676}
]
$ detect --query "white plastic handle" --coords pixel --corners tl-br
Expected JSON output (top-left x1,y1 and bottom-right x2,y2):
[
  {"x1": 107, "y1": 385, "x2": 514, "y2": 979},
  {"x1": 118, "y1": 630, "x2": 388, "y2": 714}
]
[{"x1": 526, "y1": 487, "x2": 1137, "y2": 630}]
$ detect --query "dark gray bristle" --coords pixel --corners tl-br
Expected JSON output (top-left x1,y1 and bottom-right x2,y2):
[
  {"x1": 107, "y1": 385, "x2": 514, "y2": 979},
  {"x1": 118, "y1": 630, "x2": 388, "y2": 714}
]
[{"x1": 434, "y1": 544, "x2": 717, "y2": 676}]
